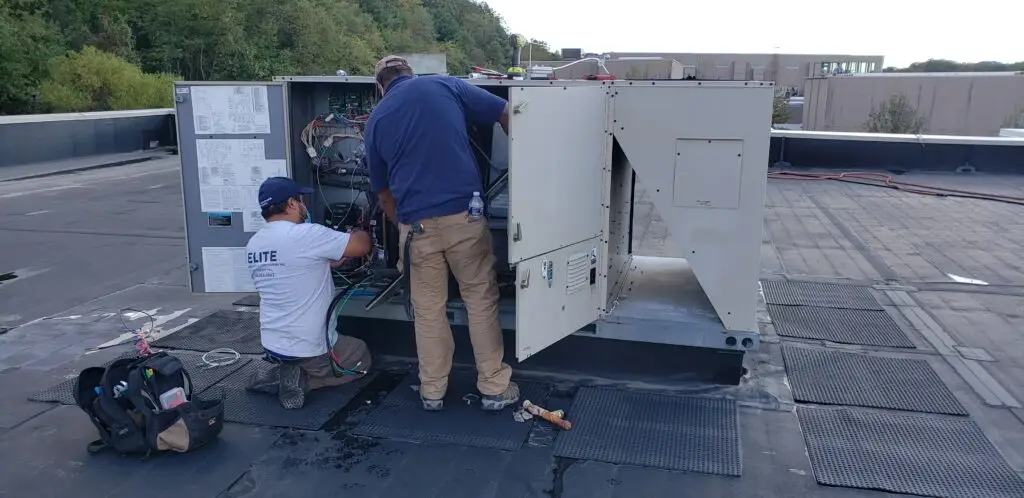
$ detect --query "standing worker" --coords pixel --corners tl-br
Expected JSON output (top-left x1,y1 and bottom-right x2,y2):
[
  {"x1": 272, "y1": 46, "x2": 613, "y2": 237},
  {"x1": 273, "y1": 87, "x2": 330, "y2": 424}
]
[{"x1": 363, "y1": 55, "x2": 518, "y2": 412}]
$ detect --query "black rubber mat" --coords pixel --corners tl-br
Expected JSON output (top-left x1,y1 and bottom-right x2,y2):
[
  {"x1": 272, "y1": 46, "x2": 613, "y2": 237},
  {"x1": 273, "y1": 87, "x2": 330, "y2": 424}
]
[
  {"x1": 28, "y1": 351, "x2": 251, "y2": 405},
  {"x1": 767, "y1": 305, "x2": 914, "y2": 348},
  {"x1": 782, "y1": 345, "x2": 967, "y2": 415},
  {"x1": 233, "y1": 294, "x2": 260, "y2": 307},
  {"x1": 151, "y1": 309, "x2": 263, "y2": 354},
  {"x1": 214, "y1": 360, "x2": 375, "y2": 430},
  {"x1": 553, "y1": 387, "x2": 741, "y2": 476},
  {"x1": 761, "y1": 280, "x2": 882, "y2": 310},
  {"x1": 352, "y1": 371, "x2": 548, "y2": 451},
  {"x1": 797, "y1": 406, "x2": 1024, "y2": 497}
]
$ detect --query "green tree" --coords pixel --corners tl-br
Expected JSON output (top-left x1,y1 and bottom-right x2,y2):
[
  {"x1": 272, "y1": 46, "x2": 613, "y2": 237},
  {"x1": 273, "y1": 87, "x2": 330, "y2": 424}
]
[
  {"x1": 2, "y1": 0, "x2": 561, "y2": 114},
  {"x1": 771, "y1": 87, "x2": 790, "y2": 125},
  {"x1": 885, "y1": 58, "x2": 1024, "y2": 73},
  {"x1": 0, "y1": 3, "x2": 63, "y2": 114},
  {"x1": 282, "y1": 0, "x2": 385, "y2": 76},
  {"x1": 131, "y1": 0, "x2": 252, "y2": 80},
  {"x1": 422, "y1": 0, "x2": 515, "y2": 72},
  {"x1": 38, "y1": 45, "x2": 177, "y2": 112},
  {"x1": 359, "y1": 0, "x2": 437, "y2": 54},
  {"x1": 523, "y1": 39, "x2": 560, "y2": 62},
  {"x1": 864, "y1": 93, "x2": 927, "y2": 134}
]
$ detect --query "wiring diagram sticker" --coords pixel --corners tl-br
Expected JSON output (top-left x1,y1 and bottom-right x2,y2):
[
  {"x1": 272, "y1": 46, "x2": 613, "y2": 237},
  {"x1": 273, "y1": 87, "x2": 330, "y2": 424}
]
[{"x1": 192, "y1": 85, "x2": 271, "y2": 135}]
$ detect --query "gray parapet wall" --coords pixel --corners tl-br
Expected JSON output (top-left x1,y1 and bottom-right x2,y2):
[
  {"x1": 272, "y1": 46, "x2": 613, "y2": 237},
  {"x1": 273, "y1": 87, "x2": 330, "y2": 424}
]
[
  {"x1": 0, "y1": 109, "x2": 177, "y2": 168},
  {"x1": 770, "y1": 130, "x2": 1024, "y2": 174}
]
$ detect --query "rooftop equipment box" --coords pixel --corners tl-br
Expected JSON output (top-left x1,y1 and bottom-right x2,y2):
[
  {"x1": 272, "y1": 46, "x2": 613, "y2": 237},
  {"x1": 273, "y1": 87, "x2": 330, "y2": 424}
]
[{"x1": 172, "y1": 76, "x2": 773, "y2": 360}]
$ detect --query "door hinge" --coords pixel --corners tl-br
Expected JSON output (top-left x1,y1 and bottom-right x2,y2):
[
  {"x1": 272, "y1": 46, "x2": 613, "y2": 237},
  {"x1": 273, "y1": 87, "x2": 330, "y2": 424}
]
[
  {"x1": 512, "y1": 222, "x2": 522, "y2": 242},
  {"x1": 519, "y1": 268, "x2": 530, "y2": 289}
]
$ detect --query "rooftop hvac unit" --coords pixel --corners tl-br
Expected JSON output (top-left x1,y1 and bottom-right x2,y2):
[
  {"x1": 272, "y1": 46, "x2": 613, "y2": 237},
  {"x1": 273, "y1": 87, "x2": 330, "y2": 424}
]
[
  {"x1": 173, "y1": 76, "x2": 773, "y2": 363},
  {"x1": 561, "y1": 48, "x2": 583, "y2": 60},
  {"x1": 527, "y1": 66, "x2": 554, "y2": 80}
]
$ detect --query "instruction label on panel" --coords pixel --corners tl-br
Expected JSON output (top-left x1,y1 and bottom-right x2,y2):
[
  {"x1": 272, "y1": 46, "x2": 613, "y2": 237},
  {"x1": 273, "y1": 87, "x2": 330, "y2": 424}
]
[
  {"x1": 202, "y1": 247, "x2": 255, "y2": 293},
  {"x1": 243, "y1": 210, "x2": 267, "y2": 233},
  {"x1": 195, "y1": 138, "x2": 287, "y2": 230},
  {"x1": 191, "y1": 85, "x2": 271, "y2": 135}
]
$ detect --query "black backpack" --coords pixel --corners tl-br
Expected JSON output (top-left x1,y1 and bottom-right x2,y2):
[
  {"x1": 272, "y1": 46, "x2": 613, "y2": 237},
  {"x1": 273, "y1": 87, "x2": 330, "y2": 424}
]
[{"x1": 74, "y1": 351, "x2": 225, "y2": 456}]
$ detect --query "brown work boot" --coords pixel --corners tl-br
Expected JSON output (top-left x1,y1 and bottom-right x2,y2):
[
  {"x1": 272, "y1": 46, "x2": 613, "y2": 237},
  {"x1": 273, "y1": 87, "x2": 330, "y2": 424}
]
[{"x1": 480, "y1": 381, "x2": 520, "y2": 411}]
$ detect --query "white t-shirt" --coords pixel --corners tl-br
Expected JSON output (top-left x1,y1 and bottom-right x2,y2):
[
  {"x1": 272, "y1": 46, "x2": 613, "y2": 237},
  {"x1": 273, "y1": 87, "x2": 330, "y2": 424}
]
[{"x1": 245, "y1": 220, "x2": 351, "y2": 358}]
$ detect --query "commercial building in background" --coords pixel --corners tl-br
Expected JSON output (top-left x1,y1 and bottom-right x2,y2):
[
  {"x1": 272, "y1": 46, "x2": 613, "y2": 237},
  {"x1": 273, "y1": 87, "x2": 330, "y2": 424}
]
[
  {"x1": 803, "y1": 72, "x2": 1024, "y2": 136},
  {"x1": 523, "y1": 51, "x2": 882, "y2": 95},
  {"x1": 604, "y1": 52, "x2": 884, "y2": 94}
]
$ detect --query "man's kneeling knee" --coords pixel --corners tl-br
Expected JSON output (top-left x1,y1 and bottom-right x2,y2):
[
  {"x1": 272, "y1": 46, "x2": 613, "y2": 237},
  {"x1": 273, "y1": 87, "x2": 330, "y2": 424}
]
[
  {"x1": 299, "y1": 335, "x2": 372, "y2": 390},
  {"x1": 246, "y1": 335, "x2": 372, "y2": 409}
]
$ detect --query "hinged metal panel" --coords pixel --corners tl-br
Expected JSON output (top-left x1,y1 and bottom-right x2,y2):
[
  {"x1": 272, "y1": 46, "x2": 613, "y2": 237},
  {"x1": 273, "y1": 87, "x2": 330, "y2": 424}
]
[
  {"x1": 516, "y1": 237, "x2": 604, "y2": 361},
  {"x1": 173, "y1": 81, "x2": 291, "y2": 293},
  {"x1": 506, "y1": 85, "x2": 608, "y2": 264}
]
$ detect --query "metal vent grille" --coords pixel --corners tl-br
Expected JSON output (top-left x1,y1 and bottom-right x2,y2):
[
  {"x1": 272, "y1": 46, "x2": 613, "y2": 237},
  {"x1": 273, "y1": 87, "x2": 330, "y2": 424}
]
[{"x1": 566, "y1": 251, "x2": 590, "y2": 295}]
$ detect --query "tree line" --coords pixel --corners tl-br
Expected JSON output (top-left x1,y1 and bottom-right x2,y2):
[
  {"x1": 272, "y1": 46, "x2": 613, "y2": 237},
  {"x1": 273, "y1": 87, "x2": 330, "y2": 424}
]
[
  {"x1": 0, "y1": 0, "x2": 560, "y2": 114},
  {"x1": 883, "y1": 59, "x2": 1024, "y2": 73},
  {"x1": 5, "y1": 0, "x2": 1022, "y2": 116}
]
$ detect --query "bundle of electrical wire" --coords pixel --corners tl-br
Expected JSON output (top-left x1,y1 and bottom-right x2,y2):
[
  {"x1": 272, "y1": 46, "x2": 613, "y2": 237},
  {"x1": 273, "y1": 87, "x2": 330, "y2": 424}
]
[
  {"x1": 301, "y1": 113, "x2": 370, "y2": 170},
  {"x1": 325, "y1": 276, "x2": 374, "y2": 376}
]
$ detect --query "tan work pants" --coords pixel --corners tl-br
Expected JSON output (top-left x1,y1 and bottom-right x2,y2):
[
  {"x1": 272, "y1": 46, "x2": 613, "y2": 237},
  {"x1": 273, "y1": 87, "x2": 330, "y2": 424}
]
[
  {"x1": 296, "y1": 334, "x2": 372, "y2": 390},
  {"x1": 399, "y1": 211, "x2": 512, "y2": 399}
]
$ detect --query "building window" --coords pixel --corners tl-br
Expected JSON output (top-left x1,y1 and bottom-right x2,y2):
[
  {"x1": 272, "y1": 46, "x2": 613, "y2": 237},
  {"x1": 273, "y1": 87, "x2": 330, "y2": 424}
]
[{"x1": 869, "y1": 62, "x2": 876, "y2": 72}]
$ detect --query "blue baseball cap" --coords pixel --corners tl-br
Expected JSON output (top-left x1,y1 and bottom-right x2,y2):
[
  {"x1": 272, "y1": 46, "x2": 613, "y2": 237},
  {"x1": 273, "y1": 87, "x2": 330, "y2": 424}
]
[{"x1": 258, "y1": 177, "x2": 314, "y2": 208}]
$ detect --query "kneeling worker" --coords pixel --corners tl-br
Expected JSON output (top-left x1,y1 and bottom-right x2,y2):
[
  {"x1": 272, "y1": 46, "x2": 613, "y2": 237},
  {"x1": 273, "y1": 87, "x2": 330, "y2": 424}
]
[{"x1": 246, "y1": 176, "x2": 373, "y2": 409}]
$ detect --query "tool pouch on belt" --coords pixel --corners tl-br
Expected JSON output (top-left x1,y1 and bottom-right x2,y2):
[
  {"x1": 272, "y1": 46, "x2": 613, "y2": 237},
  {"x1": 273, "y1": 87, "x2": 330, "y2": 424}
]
[
  {"x1": 75, "y1": 352, "x2": 225, "y2": 456},
  {"x1": 401, "y1": 223, "x2": 422, "y2": 320}
]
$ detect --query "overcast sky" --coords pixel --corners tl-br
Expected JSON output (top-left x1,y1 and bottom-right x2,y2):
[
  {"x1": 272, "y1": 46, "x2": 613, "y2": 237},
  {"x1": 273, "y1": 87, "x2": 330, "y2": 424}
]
[{"x1": 483, "y1": 0, "x2": 1020, "y2": 68}]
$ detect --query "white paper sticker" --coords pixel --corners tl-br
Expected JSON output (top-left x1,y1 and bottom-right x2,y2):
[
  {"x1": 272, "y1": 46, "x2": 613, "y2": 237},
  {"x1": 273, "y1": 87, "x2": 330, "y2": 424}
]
[
  {"x1": 196, "y1": 139, "x2": 266, "y2": 187},
  {"x1": 191, "y1": 85, "x2": 271, "y2": 135},
  {"x1": 249, "y1": 159, "x2": 288, "y2": 184},
  {"x1": 175, "y1": 87, "x2": 190, "y2": 94},
  {"x1": 199, "y1": 185, "x2": 252, "y2": 212},
  {"x1": 201, "y1": 247, "x2": 255, "y2": 293},
  {"x1": 195, "y1": 140, "x2": 287, "y2": 215},
  {"x1": 243, "y1": 209, "x2": 267, "y2": 233}
]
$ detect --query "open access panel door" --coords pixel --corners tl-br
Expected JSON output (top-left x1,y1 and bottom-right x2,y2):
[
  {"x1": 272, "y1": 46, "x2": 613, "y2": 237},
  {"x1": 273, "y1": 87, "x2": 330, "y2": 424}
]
[
  {"x1": 174, "y1": 82, "x2": 291, "y2": 293},
  {"x1": 507, "y1": 84, "x2": 609, "y2": 361}
]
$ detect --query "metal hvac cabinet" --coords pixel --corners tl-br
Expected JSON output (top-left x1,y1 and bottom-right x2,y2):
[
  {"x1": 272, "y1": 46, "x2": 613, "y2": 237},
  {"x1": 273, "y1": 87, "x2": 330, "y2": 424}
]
[
  {"x1": 173, "y1": 76, "x2": 613, "y2": 362},
  {"x1": 172, "y1": 76, "x2": 774, "y2": 362}
]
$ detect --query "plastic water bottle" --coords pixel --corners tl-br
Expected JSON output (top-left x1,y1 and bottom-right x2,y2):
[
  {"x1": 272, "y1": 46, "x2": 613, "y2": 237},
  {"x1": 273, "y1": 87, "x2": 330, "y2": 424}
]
[{"x1": 468, "y1": 192, "x2": 484, "y2": 221}]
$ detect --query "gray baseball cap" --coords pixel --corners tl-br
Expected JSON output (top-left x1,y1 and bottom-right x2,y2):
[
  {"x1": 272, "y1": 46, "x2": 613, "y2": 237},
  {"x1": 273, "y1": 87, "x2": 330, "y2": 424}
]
[{"x1": 374, "y1": 55, "x2": 411, "y2": 80}]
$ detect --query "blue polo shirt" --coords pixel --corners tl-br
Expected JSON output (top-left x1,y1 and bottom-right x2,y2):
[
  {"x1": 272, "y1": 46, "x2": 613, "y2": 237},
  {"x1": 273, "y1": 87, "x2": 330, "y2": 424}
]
[{"x1": 364, "y1": 75, "x2": 507, "y2": 224}]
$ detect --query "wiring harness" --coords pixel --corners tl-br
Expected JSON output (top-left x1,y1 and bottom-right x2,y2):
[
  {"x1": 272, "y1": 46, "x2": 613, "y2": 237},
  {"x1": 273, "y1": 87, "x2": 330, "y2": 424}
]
[
  {"x1": 324, "y1": 276, "x2": 373, "y2": 377},
  {"x1": 301, "y1": 108, "x2": 384, "y2": 284},
  {"x1": 301, "y1": 112, "x2": 369, "y2": 172}
]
